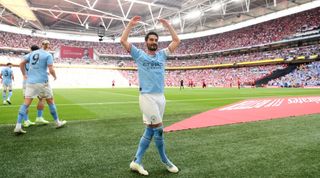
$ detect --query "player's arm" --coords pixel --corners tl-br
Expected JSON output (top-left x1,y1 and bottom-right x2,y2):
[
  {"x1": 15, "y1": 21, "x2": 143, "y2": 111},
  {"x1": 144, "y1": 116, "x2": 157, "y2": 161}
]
[
  {"x1": 11, "y1": 72, "x2": 14, "y2": 81},
  {"x1": 120, "y1": 16, "x2": 141, "y2": 52},
  {"x1": 48, "y1": 65, "x2": 56, "y2": 80},
  {"x1": 47, "y1": 54, "x2": 56, "y2": 80},
  {"x1": 20, "y1": 60, "x2": 28, "y2": 80},
  {"x1": 159, "y1": 18, "x2": 180, "y2": 53}
]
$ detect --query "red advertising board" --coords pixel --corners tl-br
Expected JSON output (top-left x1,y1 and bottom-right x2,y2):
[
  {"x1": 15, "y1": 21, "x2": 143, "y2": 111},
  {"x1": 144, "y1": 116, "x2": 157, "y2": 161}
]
[
  {"x1": 165, "y1": 96, "x2": 320, "y2": 132},
  {"x1": 60, "y1": 46, "x2": 93, "y2": 59}
]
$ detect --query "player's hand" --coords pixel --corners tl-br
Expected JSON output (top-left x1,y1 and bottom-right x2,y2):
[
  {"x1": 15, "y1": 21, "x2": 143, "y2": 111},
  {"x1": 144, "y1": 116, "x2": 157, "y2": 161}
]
[
  {"x1": 53, "y1": 76, "x2": 57, "y2": 80},
  {"x1": 159, "y1": 18, "x2": 170, "y2": 28},
  {"x1": 23, "y1": 75, "x2": 27, "y2": 80},
  {"x1": 129, "y1": 16, "x2": 141, "y2": 27}
]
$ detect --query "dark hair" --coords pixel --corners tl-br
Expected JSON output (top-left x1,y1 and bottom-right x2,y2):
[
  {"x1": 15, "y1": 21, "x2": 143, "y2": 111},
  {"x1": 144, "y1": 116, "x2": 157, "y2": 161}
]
[
  {"x1": 31, "y1": 45, "x2": 40, "y2": 51},
  {"x1": 145, "y1": 31, "x2": 158, "y2": 42},
  {"x1": 6, "y1": 63, "x2": 12, "y2": 66}
]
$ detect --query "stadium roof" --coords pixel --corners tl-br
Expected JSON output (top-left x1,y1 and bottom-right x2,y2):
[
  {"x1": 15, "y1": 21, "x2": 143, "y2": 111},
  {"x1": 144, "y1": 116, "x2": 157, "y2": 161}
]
[{"x1": 0, "y1": 0, "x2": 316, "y2": 39}]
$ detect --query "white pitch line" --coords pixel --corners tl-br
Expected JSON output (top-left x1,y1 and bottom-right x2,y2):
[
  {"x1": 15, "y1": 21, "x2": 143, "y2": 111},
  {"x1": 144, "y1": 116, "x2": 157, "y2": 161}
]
[
  {"x1": 0, "y1": 97, "x2": 252, "y2": 108},
  {"x1": 61, "y1": 89, "x2": 138, "y2": 98},
  {"x1": 1, "y1": 95, "x2": 316, "y2": 108},
  {"x1": 95, "y1": 91, "x2": 138, "y2": 98}
]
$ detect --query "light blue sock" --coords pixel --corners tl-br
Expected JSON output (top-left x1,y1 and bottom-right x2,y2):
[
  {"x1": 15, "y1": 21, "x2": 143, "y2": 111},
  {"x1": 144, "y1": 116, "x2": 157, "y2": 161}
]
[
  {"x1": 37, "y1": 110, "x2": 43, "y2": 117},
  {"x1": 17, "y1": 104, "x2": 28, "y2": 124},
  {"x1": 154, "y1": 126, "x2": 173, "y2": 166},
  {"x1": 24, "y1": 112, "x2": 29, "y2": 121},
  {"x1": 48, "y1": 104, "x2": 58, "y2": 121},
  {"x1": 7, "y1": 90, "x2": 12, "y2": 100},
  {"x1": 2, "y1": 91, "x2": 6, "y2": 101},
  {"x1": 134, "y1": 127, "x2": 154, "y2": 164}
]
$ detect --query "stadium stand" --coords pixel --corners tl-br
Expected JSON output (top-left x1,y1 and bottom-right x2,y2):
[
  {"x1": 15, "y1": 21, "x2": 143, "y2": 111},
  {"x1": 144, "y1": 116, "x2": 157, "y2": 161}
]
[
  {"x1": 0, "y1": 7, "x2": 319, "y2": 55},
  {"x1": 268, "y1": 61, "x2": 320, "y2": 87},
  {"x1": 0, "y1": 7, "x2": 319, "y2": 88}
]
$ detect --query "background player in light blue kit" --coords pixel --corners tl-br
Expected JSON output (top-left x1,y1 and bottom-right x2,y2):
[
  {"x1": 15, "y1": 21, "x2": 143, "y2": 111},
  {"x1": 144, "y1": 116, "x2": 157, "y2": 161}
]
[
  {"x1": 14, "y1": 40, "x2": 67, "y2": 134},
  {"x1": 120, "y1": 16, "x2": 180, "y2": 175},
  {"x1": 1, "y1": 62, "x2": 14, "y2": 105}
]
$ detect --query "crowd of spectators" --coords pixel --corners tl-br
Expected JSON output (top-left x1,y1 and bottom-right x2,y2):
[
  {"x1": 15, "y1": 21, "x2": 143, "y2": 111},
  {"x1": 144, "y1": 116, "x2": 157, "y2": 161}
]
[
  {"x1": 1, "y1": 7, "x2": 319, "y2": 88},
  {"x1": 121, "y1": 65, "x2": 287, "y2": 87},
  {"x1": 268, "y1": 61, "x2": 320, "y2": 87},
  {"x1": 0, "y1": 7, "x2": 319, "y2": 55},
  {"x1": 51, "y1": 43, "x2": 320, "y2": 67}
]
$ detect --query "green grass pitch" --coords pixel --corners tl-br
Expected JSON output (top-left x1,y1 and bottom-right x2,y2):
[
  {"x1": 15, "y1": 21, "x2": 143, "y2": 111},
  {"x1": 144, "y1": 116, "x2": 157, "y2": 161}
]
[{"x1": 0, "y1": 88, "x2": 320, "y2": 177}]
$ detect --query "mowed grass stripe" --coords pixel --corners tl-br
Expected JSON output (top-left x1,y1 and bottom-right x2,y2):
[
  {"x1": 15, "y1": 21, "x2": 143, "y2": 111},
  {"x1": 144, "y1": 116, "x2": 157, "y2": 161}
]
[{"x1": 0, "y1": 88, "x2": 320, "y2": 177}]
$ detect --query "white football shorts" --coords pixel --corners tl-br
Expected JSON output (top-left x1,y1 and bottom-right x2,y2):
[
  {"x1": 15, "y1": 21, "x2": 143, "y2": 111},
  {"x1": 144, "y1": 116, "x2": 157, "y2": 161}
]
[
  {"x1": 139, "y1": 93, "x2": 165, "y2": 125},
  {"x1": 25, "y1": 83, "x2": 53, "y2": 99},
  {"x1": 2, "y1": 83, "x2": 12, "y2": 91}
]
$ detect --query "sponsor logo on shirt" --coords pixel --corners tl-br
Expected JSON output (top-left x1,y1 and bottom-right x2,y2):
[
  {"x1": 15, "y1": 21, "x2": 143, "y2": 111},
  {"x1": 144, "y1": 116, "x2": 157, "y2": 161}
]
[{"x1": 142, "y1": 61, "x2": 163, "y2": 70}]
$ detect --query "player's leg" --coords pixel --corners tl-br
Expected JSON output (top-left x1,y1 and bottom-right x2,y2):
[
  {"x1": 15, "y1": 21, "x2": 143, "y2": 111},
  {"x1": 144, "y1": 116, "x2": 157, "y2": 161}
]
[
  {"x1": 154, "y1": 125, "x2": 178, "y2": 173},
  {"x1": 46, "y1": 98, "x2": 66, "y2": 128},
  {"x1": 6, "y1": 84, "x2": 13, "y2": 104},
  {"x1": 130, "y1": 94, "x2": 159, "y2": 175},
  {"x1": 154, "y1": 94, "x2": 179, "y2": 173},
  {"x1": 35, "y1": 97, "x2": 49, "y2": 124},
  {"x1": 2, "y1": 84, "x2": 7, "y2": 104},
  {"x1": 23, "y1": 108, "x2": 36, "y2": 127},
  {"x1": 15, "y1": 83, "x2": 42, "y2": 133},
  {"x1": 130, "y1": 126, "x2": 153, "y2": 176},
  {"x1": 42, "y1": 82, "x2": 66, "y2": 128},
  {"x1": 37, "y1": 97, "x2": 45, "y2": 118},
  {"x1": 22, "y1": 81, "x2": 35, "y2": 127},
  {"x1": 35, "y1": 99, "x2": 49, "y2": 125},
  {"x1": 134, "y1": 126, "x2": 154, "y2": 164},
  {"x1": 14, "y1": 98, "x2": 33, "y2": 134}
]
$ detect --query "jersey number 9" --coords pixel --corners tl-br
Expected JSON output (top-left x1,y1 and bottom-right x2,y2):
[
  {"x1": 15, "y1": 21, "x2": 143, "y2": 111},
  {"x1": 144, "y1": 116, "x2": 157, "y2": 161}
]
[{"x1": 31, "y1": 54, "x2": 40, "y2": 65}]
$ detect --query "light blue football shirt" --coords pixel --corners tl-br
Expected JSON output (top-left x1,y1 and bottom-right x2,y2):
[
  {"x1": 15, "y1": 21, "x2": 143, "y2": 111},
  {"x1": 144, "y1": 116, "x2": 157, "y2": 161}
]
[
  {"x1": 24, "y1": 49, "x2": 53, "y2": 84},
  {"x1": 130, "y1": 44, "x2": 169, "y2": 94},
  {"x1": 1, "y1": 67, "x2": 13, "y2": 85}
]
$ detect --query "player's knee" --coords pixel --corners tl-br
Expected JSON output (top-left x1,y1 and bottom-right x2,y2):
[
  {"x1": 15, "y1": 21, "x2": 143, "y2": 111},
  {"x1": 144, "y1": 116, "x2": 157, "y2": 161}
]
[
  {"x1": 37, "y1": 100, "x2": 45, "y2": 109},
  {"x1": 19, "y1": 105, "x2": 28, "y2": 114},
  {"x1": 154, "y1": 126, "x2": 164, "y2": 140},
  {"x1": 46, "y1": 98, "x2": 54, "y2": 105},
  {"x1": 142, "y1": 127, "x2": 154, "y2": 140},
  {"x1": 37, "y1": 104, "x2": 45, "y2": 110}
]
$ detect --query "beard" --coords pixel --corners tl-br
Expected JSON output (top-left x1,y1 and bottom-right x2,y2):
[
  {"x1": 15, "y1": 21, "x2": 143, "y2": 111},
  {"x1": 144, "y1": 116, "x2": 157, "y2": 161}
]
[{"x1": 147, "y1": 43, "x2": 158, "y2": 51}]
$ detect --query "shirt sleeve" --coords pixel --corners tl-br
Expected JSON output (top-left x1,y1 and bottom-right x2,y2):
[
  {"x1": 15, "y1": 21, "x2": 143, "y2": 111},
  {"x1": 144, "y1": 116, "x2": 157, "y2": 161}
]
[
  {"x1": 158, "y1": 48, "x2": 170, "y2": 61},
  {"x1": 163, "y1": 48, "x2": 171, "y2": 56},
  {"x1": 130, "y1": 44, "x2": 142, "y2": 61},
  {"x1": 47, "y1": 54, "x2": 53, "y2": 65},
  {"x1": 24, "y1": 53, "x2": 30, "y2": 63}
]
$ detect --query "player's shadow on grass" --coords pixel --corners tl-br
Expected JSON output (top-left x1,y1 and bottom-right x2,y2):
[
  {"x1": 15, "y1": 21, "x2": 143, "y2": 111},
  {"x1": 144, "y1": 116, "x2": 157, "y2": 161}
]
[
  {"x1": 13, "y1": 132, "x2": 26, "y2": 137},
  {"x1": 129, "y1": 169, "x2": 180, "y2": 177}
]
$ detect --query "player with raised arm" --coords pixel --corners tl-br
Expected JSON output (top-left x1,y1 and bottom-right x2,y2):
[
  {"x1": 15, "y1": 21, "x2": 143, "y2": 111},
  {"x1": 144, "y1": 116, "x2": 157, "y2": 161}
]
[{"x1": 120, "y1": 16, "x2": 180, "y2": 175}]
